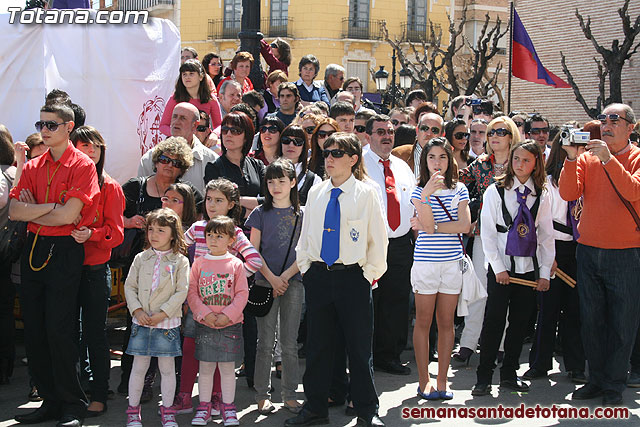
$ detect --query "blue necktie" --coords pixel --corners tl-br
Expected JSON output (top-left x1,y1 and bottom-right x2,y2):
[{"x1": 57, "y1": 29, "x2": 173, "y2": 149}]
[{"x1": 321, "y1": 188, "x2": 342, "y2": 266}]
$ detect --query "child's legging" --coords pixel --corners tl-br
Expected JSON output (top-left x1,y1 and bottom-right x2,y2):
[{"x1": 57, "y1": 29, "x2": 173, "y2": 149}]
[
  {"x1": 129, "y1": 356, "x2": 175, "y2": 407},
  {"x1": 179, "y1": 336, "x2": 222, "y2": 397},
  {"x1": 198, "y1": 361, "x2": 236, "y2": 404}
]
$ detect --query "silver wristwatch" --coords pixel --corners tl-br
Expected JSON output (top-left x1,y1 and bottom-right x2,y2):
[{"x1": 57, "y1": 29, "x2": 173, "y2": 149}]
[{"x1": 434, "y1": 223, "x2": 438, "y2": 233}]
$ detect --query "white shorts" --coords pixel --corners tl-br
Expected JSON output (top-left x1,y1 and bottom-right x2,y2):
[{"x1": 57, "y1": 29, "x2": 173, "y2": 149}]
[{"x1": 411, "y1": 260, "x2": 463, "y2": 295}]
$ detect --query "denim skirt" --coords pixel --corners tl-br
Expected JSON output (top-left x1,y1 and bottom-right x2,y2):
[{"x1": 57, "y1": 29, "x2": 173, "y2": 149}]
[
  {"x1": 183, "y1": 307, "x2": 196, "y2": 338},
  {"x1": 195, "y1": 322, "x2": 244, "y2": 363},
  {"x1": 126, "y1": 324, "x2": 182, "y2": 357}
]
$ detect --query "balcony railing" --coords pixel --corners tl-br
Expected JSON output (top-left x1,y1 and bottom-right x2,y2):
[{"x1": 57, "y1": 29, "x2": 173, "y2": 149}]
[
  {"x1": 208, "y1": 19, "x2": 241, "y2": 40},
  {"x1": 116, "y1": 0, "x2": 174, "y2": 10},
  {"x1": 260, "y1": 17, "x2": 293, "y2": 38},
  {"x1": 341, "y1": 18, "x2": 384, "y2": 40},
  {"x1": 401, "y1": 21, "x2": 441, "y2": 43}
]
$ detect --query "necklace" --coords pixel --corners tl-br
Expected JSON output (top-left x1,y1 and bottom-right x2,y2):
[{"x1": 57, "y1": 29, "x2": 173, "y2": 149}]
[
  {"x1": 494, "y1": 161, "x2": 507, "y2": 175},
  {"x1": 153, "y1": 176, "x2": 163, "y2": 197}
]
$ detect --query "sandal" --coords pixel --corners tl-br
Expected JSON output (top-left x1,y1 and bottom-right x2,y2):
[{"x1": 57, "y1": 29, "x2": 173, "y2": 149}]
[
  {"x1": 417, "y1": 385, "x2": 441, "y2": 400},
  {"x1": 257, "y1": 399, "x2": 275, "y2": 415},
  {"x1": 283, "y1": 400, "x2": 302, "y2": 414}
]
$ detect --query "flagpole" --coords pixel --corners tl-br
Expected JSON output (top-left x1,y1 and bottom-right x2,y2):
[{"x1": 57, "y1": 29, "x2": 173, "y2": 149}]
[{"x1": 507, "y1": 1, "x2": 514, "y2": 113}]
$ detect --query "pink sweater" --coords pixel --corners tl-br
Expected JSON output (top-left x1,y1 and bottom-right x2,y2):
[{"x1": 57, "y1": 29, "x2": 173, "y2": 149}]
[
  {"x1": 188, "y1": 252, "x2": 249, "y2": 327},
  {"x1": 160, "y1": 94, "x2": 223, "y2": 137}
]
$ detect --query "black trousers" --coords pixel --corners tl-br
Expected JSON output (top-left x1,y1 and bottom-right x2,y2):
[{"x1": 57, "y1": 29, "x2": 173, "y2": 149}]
[
  {"x1": 373, "y1": 232, "x2": 413, "y2": 365},
  {"x1": 302, "y1": 263, "x2": 378, "y2": 419},
  {"x1": 630, "y1": 321, "x2": 640, "y2": 374},
  {"x1": 19, "y1": 234, "x2": 87, "y2": 417},
  {"x1": 528, "y1": 240, "x2": 584, "y2": 372},
  {"x1": 476, "y1": 267, "x2": 537, "y2": 384},
  {"x1": 0, "y1": 260, "x2": 16, "y2": 378}
]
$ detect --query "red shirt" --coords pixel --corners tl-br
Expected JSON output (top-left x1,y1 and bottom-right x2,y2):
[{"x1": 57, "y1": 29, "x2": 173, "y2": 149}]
[
  {"x1": 83, "y1": 173, "x2": 126, "y2": 265},
  {"x1": 216, "y1": 75, "x2": 254, "y2": 94},
  {"x1": 10, "y1": 142, "x2": 100, "y2": 236}
]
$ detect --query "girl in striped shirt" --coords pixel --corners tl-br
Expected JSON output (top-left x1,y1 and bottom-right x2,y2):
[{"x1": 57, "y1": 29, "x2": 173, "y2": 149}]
[
  {"x1": 410, "y1": 137, "x2": 471, "y2": 401},
  {"x1": 172, "y1": 178, "x2": 262, "y2": 415}
]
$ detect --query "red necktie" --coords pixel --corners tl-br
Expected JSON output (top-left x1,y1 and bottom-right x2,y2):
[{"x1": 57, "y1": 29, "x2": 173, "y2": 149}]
[{"x1": 380, "y1": 159, "x2": 401, "y2": 231}]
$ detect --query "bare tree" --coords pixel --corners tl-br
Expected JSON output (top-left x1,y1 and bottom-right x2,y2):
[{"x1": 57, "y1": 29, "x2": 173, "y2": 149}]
[{"x1": 561, "y1": 0, "x2": 640, "y2": 118}]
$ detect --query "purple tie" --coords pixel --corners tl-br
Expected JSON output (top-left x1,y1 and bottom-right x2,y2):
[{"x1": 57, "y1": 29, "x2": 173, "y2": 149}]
[
  {"x1": 567, "y1": 199, "x2": 580, "y2": 241},
  {"x1": 505, "y1": 186, "x2": 537, "y2": 257}
]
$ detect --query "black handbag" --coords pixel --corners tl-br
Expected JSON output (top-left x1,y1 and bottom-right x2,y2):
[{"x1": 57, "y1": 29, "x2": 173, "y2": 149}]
[
  {"x1": 0, "y1": 170, "x2": 26, "y2": 264},
  {"x1": 245, "y1": 212, "x2": 299, "y2": 317},
  {"x1": 109, "y1": 177, "x2": 147, "y2": 268}
]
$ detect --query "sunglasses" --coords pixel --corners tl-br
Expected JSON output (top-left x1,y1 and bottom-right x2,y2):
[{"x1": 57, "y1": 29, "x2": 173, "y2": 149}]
[
  {"x1": 597, "y1": 114, "x2": 633, "y2": 124},
  {"x1": 260, "y1": 125, "x2": 280, "y2": 134},
  {"x1": 487, "y1": 128, "x2": 512, "y2": 137},
  {"x1": 304, "y1": 126, "x2": 316, "y2": 134},
  {"x1": 35, "y1": 120, "x2": 69, "y2": 132},
  {"x1": 209, "y1": 62, "x2": 222, "y2": 67},
  {"x1": 161, "y1": 196, "x2": 184, "y2": 204},
  {"x1": 454, "y1": 132, "x2": 470, "y2": 140},
  {"x1": 529, "y1": 127, "x2": 549, "y2": 135},
  {"x1": 281, "y1": 136, "x2": 305, "y2": 146},
  {"x1": 317, "y1": 130, "x2": 335, "y2": 138},
  {"x1": 322, "y1": 149, "x2": 347, "y2": 159},
  {"x1": 157, "y1": 155, "x2": 183, "y2": 169},
  {"x1": 374, "y1": 128, "x2": 395, "y2": 136},
  {"x1": 196, "y1": 125, "x2": 209, "y2": 132},
  {"x1": 221, "y1": 126, "x2": 244, "y2": 135},
  {"x1": 354, "y1": 125, "x2": 366, "y2": 133},
  {"x1": 419, "y1": 125, "x2": 441, "y2": 134},
  {"x1": 513, "y1": 121, "x2": 524, "y2": 128},
  {"x1": 391, "y1": 119, "x2": 407, "y2": 127}
]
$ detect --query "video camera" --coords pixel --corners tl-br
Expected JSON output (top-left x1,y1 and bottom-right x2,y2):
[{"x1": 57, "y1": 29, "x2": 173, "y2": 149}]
[{"x1": 560, "y1": 126, "x2": 590, "y2": 146}]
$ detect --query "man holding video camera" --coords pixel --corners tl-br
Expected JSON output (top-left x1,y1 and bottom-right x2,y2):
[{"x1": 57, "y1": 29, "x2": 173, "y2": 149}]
[{"x1": 559, "y1": 103, "x2": 640, "y2": 406}]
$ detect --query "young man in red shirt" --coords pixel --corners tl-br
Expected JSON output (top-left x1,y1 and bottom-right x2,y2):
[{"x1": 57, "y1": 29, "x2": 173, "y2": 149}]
[{"x1": 10, "y1": 103, "x2": 100, "y2": 427}]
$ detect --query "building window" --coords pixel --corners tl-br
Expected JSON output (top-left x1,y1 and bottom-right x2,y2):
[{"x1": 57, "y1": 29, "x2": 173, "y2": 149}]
[
  {"x1": 270, "y1": 0, "x2": 289, "y2": 36},
  {"x1": 408, "y1": 0, "x2": 427, "y2": 32},
  {"x1": 349, "y1": 0, "x2": 369, "y2": 27},
  {"x1": 224, "y1": 0, "x2": 242, "y2": 32},
  {"x1": 347, "y1": 61, "x2": 370, "y2": 93}
]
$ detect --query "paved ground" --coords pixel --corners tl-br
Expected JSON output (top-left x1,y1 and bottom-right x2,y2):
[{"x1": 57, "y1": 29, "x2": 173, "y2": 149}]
[{"x1": 1, "y1": 326, "x2": 639, "y2": 427}]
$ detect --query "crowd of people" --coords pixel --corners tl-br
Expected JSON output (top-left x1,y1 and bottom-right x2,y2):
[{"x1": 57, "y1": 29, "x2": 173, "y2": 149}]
[{"x1": 0, "y1": 42, "x2": 640, "y2": 427}]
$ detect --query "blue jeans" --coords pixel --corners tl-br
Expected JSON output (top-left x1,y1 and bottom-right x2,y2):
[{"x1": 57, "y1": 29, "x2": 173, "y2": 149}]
[{"x1": 576, "y1": 244, "x2": 640, "y2": 393}]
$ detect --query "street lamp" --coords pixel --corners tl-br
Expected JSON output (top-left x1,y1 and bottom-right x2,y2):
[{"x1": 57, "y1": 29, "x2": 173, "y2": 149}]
[
  {"x1": 374, "y1": 66, "x2": 389, "y2": 92},
  {"x1": 398, "y1": 68, "x2": 412, "y2": 90}
]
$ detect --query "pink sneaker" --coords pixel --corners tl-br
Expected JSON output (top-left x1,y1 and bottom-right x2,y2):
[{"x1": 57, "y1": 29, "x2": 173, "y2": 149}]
[
  {"x1": 160, "y1": 406, "x2": 178, "y2": 427},
  {"x1": 221, "y1": 403, "x2": 239, "y2": 426},
  {"x1": 210, "y1": 391, "x2": 222, "y2": 417},
  {"x1": 126, "y1": 405, "x2": 142, "y2": 427},
  {"x1": 191, "y1": 401, "x2": 212, "y2": 426},
  {"x1": 170, "y1": 391, "x2": 193, "y2": 414}
]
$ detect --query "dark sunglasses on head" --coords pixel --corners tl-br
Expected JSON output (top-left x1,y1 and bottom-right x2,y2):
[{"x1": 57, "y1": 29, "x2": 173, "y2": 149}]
[
  {"x1": 281, "y1": 136, "x2": 305, "y2": 146},
  {"x1": 488, "y1": 128, "x2": 512, "y2": 137},
  {"x1": 374, "y1": 128, "x2": 395, "y2": 136},
  {"x1": 419, "y1": 125, "x2": 441, "y2": 134},
  {"x1": 354, "y1": 125, "x2": 366, "y2": 133},
  {"x1": 157, "y1": 154, "x2": 183, "y2": 169},
  {"x1": 221, "y1": 126, "x2": 244, "y2": 135},
  {"x1": 196, "y1": 125, "x2": 209, "y2": 132},
  {"x1": 597, "y1": 113, "x2": 633, "y2": 124},
  {"x1": 391, "y1": 119, "x2": 407, "y2": 127},
  {"x1": 322, "y1": 149, "x2": 347, "y2": 159},
  {"x1": 260, "y1": 125, "x2": 280, "y2": 134},
  {"x1": 35, "y1": 120, "x2": 69, "y2": 132},
  {"x1": 529, "y1": 127, "x2": 549, "y2": 135},
  {"x1": 513, "y1": 121, "x2": 524, "y2": 128},
  {"x1": 454, "y1": 132, "x2": 470, "y2": 140},
  {"x1": 317, "y1": 130, "x2": 335, "y2": 138},
  {"x1": 304, "y1": 126, "x2": 316, "y2": 134}
]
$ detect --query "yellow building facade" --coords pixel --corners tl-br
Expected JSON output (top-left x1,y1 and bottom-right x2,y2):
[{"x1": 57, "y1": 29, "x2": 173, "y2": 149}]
[{"x1": 180, "y1": 0, "x2": 454, "y2": 94}]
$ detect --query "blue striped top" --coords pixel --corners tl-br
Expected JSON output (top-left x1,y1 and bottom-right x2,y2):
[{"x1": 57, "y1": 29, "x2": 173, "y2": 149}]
[{"x1": 410, "y1": 182, "x2": 469, "y2": 263}]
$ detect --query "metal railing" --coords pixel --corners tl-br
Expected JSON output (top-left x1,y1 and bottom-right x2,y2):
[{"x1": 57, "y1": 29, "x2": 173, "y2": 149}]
[
  {"x1": 261, "y1": 17, "x2": 293, "y2": 38},
  {"x1": 341, "y1": 18, "x2": 384, "y2": 40},
  {"x1": 208, "y1": 18, "x2": 241, "y2": 40},
  {"x1": 401, "y1": 21, "x2": 440, "y2": 43},
  {"x1": 116, "y1": 0, "x2": 173, "y2": 10}
]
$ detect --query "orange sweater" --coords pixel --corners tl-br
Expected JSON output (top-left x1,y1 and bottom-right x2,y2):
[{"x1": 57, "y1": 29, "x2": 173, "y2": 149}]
[{"x1": 559, "y1": 144, "x2": 640, "y2": 249}]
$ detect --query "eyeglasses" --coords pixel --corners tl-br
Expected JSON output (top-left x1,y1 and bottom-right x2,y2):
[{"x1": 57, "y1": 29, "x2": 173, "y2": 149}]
[
  {"x1": 419, "y1": 125, "x2": 441, "y2": 134},
  {"x1": 260, "y1": 125, "x2": 280, "y2": 134},
  {"x1": 529, "y1": 127, "x2": 549, "y2": 135},
  {"x1": 597, "y1": 114, "x2": 633, "y2": 124},
  {"x1": 487, "y1": 128, "x2": 512, "y2": 137},
  {"x1": 513, "y1": 121, "x2": 524, "y2": 128},
  {"x1": 157, "y1": 155, "x2": 183, "y2": 169},
  {"x1": 391, "y1": 119, "x2": 407, "y2": 127},
  {"x1": 322, "y1": 149, "x2": 347, "y2": 159},
  {"x1": 454, "y1": 132, "x2": 470, "y2": 140},
  {"x1": 161, "y1": 196, "x2": 184, "y2": 204},
  {"x1": 221, "y1": 126, "x2": 244, "y2": 135},
  {"x1": 281, "y1": 137, "x2": 305, "y2": 146},
  {"x1": 209, "y1": 62, "x2": 222, "y2": 67},
  {"x1": 35, "y1": 120, "x2": 69, "y2": 132},
  {"x1": 374, "y1": 128, "x2": 395, "y2": 136},
  {"x1": 317, "y1": 130, "x2": 335, "y2": 139},
  {"x1": 354, "y1": 125, "x2": 366, "y2": 133},
  {"x1": 196, "y1": 125, "x2": 209, "y2": 132},
  {"x1": 304, "y1": 126, "x2": 316, "y2": 134}
]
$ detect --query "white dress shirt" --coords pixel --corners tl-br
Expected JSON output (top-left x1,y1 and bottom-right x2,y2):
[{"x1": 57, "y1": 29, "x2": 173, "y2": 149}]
[
  {"x1": 295, "y1": 162, "x2": 322, "y2": 190},
  {"x1": 363, "y1": 150, "x2": 416, "y2": 238},
  {"x1": 296, "y1": 174, "x2": 389, "y2": 284},
  {"x1": 546, "y1": 175, "x2": 574, "y2": 242},
  {"x1": 138, "y1": 135, "x2": 219, "y2": 194},
  {"x1": 480, "y1": 177, "x2": 555, "y2": 280}
]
